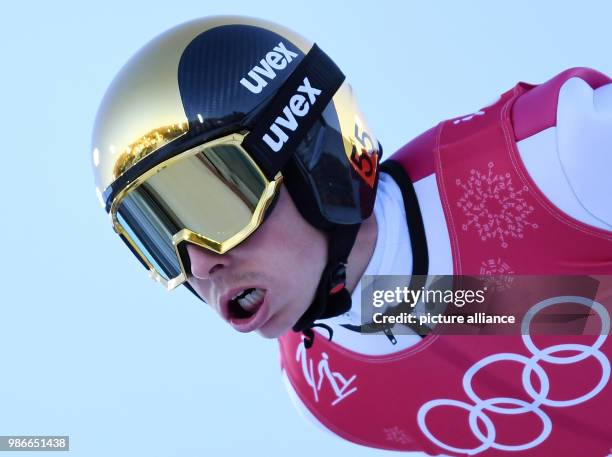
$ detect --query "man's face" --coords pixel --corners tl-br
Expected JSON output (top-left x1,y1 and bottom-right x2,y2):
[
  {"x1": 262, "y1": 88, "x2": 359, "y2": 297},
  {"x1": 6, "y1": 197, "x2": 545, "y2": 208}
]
[{"x1": 186, "y1": 186, "x2": 327, "y2": 338}]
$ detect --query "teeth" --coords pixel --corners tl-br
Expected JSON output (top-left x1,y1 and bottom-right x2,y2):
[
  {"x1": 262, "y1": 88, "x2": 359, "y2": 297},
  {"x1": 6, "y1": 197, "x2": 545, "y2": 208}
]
[{"x1": 237, "y1": 288, "x2": 265, "y2": 312}]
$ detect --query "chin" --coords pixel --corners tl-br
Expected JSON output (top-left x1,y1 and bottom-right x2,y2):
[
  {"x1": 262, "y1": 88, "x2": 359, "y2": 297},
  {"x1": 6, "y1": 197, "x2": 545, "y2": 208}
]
[
  {"x1": 256, "y1": 329, "x2": 279, "y2": 339},
  {"x1": 256, "y1": 314, "x2": 293, "y2": 339}
]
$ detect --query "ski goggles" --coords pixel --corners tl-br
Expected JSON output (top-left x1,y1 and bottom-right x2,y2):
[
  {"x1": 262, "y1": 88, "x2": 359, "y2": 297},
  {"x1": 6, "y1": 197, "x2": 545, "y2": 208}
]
[
  {"x1": 111, "y1": 132, "x2": 282, "y2": 290},
  {"x1": 107, "y1": 44, "x2": 345, "y2": 290}
]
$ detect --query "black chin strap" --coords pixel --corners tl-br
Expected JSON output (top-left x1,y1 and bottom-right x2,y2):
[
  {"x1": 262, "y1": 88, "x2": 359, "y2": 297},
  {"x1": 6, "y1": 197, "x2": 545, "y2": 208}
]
[{"x1": 292, "y1": 224, "x2": 361, "y2": 349}]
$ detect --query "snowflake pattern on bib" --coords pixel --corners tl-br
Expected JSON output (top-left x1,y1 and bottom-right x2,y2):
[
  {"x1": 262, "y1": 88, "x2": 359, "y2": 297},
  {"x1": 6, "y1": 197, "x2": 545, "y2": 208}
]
[
  {"x1": 383, "y1": 426, "x2": 413, "y2": 445},
  {"x1": 479, "y1": 257, "x2": 514, "y2": 275},
  {"x1": 479, "y1": 258, "x2": 515, "y2": 291},
  {"x1": 456, "y1": 162, "x2": 539, "y2": 248}
]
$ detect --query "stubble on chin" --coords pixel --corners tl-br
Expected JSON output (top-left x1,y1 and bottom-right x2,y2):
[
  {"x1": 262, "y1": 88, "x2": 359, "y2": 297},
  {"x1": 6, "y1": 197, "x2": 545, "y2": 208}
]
[{"x1": 256, "y1": 302, "x2": 300, "y2": 339}]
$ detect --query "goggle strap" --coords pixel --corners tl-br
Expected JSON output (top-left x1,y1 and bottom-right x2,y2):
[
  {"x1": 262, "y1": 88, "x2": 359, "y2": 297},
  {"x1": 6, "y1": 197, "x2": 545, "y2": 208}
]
[{"x1": 242, "y1": 44, "x2": 345, "y2": 180}]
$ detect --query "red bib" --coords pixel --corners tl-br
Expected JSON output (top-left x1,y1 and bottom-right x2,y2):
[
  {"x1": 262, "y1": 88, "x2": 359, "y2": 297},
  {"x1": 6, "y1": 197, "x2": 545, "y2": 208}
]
[{"x1": 279, "y1": 70, "x2": 612, "y2": 456}]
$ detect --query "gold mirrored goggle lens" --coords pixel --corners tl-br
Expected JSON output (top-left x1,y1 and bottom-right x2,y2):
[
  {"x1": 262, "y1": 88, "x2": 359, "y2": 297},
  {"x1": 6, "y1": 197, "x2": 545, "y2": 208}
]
[{"x1": 112, "y1": 139, "x2": 278, "y2": 286}]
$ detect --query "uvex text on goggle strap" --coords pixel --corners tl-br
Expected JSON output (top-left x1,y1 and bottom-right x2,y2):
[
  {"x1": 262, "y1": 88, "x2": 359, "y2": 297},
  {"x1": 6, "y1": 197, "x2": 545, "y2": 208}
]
[{"x1": 107, "y1": 45, "x2": 345, "y2": 290}]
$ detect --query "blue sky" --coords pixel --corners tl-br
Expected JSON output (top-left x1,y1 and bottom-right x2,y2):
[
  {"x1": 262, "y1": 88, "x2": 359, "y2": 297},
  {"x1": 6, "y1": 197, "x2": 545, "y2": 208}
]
[{"x1": 1, "y1": 1, "x2": 611, "y2": 456}]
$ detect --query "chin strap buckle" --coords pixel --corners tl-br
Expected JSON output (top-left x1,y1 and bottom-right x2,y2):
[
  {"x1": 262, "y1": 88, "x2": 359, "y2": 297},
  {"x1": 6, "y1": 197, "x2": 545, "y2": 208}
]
[{"x1": 329, "y1": 262, "x2": 347, "y2": 295}]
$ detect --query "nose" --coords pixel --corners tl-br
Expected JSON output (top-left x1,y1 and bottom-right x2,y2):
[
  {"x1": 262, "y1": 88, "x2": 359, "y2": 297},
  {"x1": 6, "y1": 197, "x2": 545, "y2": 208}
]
[{"x1": 185, "y1": 243, "x2": 228, "y2": 279}]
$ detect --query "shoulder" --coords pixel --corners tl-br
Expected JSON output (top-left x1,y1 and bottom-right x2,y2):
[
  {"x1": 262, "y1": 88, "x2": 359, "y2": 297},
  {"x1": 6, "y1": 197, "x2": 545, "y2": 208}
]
[
  {"x1": 385, "y1": 67, "x2": 612, "y2": 178},
  {"x1": 513, "y1": 67, "x2": 612, "y2": 141}
]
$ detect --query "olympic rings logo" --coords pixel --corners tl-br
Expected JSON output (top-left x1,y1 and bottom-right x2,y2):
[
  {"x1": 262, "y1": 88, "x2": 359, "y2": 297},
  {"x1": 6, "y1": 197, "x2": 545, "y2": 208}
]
[{"x1": 417, "y1": 296, "x2": 611, "y2": 455}]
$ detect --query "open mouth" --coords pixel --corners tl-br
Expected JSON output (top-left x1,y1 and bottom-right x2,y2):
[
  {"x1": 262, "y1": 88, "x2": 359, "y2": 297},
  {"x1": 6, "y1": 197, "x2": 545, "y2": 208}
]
[
  {"x1": 226, "y1": 287, "x2": 270, "y2": 333},
  {"x1": 228, "y1": 288, "x2": 266, "y2": 320}
]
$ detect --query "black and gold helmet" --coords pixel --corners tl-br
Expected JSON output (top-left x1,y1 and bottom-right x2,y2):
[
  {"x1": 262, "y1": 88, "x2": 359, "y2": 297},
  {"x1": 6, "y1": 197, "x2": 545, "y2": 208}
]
[{"x1": 91, "y1": 16, "x2": 381, "y2": 331}]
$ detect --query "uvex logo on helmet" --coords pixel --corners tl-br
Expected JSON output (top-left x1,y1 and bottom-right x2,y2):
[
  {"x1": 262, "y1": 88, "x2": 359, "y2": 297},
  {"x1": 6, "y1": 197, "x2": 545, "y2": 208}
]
[
  {"x1": 240, "y1": 42, "x2": 298, "y2": 94},
  {"x1": 262, "y1": 77, "x2": 321, "y2": 152}
]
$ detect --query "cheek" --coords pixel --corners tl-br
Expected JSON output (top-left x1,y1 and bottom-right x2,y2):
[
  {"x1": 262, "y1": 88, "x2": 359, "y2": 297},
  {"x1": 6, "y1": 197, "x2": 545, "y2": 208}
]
[
  {"x1": 267, "y1": 221, "x2": 328, "y2": 313},
  {"x1": 247, "y1": 189, "x2": 328, "y2": 278},
  {"x1": 237, "y1": 187, "x2": 329, "y2": 324},
  {"x1": 266, "y1": 208, "x2": 327, "y2": 277}
]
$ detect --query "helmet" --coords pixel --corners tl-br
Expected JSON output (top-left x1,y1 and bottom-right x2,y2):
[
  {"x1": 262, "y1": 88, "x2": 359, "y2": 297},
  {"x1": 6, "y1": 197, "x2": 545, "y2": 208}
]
[{"x1": 92, "y1": 16, "x2": 381, "y2": 339}]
